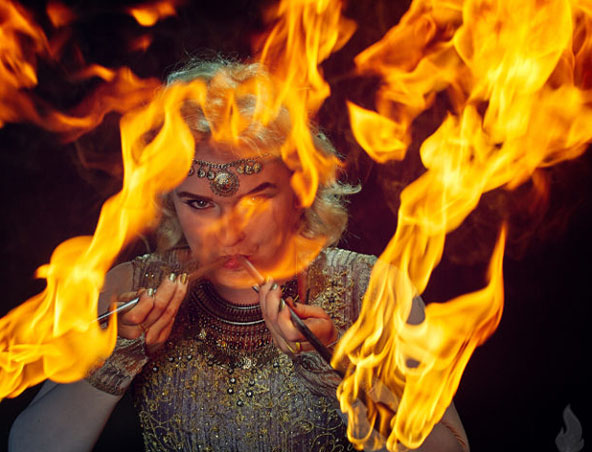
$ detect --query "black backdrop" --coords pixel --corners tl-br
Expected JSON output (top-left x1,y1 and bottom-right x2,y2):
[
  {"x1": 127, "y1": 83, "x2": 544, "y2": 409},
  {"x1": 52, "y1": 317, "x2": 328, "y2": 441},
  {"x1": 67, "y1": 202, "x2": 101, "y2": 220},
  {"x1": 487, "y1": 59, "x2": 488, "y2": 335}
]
[{"x1": 1, "y1": 1, "x2": 590, "y2": 451}]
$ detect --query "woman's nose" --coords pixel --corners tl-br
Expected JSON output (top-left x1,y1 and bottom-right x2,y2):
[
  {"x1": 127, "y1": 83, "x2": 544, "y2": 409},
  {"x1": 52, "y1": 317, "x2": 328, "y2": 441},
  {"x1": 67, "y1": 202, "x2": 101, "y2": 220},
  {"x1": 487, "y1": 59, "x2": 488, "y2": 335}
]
[{"x1": 216, "y1": 209, "x2": 247, "y2": 247}]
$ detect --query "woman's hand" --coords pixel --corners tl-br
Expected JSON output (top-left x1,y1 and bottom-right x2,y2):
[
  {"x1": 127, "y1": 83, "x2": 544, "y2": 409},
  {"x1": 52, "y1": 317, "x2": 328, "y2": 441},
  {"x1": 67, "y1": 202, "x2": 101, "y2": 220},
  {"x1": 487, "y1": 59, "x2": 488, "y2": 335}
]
[
  {"x1": 116, "y1": 273, "x2": 189, "y2": 355},
  {"x1": 259, "y1": 279, "x2": 337, "y2": 355}
]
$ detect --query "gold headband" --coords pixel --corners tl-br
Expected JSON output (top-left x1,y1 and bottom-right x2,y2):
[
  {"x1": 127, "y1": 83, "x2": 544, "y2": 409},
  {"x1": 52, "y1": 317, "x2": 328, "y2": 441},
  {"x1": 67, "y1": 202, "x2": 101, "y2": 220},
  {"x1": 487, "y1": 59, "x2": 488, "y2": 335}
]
[{"x1": 188, "y1": 155, "x2": 269, "y2": 197}]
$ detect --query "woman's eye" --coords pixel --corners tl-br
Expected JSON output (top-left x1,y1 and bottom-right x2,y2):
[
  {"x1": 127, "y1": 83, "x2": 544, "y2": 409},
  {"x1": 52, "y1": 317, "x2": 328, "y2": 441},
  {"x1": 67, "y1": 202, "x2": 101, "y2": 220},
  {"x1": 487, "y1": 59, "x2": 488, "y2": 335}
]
[
  {"x1": 241, "y1": 194, "x2": 269, "y2": 207},
  {"x1": 186, "y1": 199, "x2": 211, "y2": 210},
  {"x1": 251, "y1": 192, "x2": 274, "y2": 202}
]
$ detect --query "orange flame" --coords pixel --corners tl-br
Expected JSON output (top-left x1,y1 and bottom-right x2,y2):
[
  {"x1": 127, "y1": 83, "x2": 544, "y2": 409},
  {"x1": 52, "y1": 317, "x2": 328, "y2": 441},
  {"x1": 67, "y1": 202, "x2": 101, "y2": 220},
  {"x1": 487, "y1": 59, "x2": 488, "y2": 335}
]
[
  {"x1": 129, "y1": 34, "x2": 154, "y2": 53},
  {"x1": 0, "y1": 59, "x2": 326, "y2": 397},
  {"x1": 336, "y1": 0, "x2": 592, "y2": 449},
  {"x1": 1, "y1": 3, "x2": 591, "y2": 452},
  {"x1": 46, "y1": 0, "x2": 75, "y2": 28},
  {"x1": 0, "y1": 0, "x2": 160, "y2": 138},
  {"x1": 0, "y1": 0, "x2": 48, "y2": 127},
  {"x1": 0, "y1": 80, "x2": 198, "y2": 396},
  {"x1": 0, "y1": 1, "x2": 167, "y2": 399},
  {"x1": 255, "y1": 0, "x2": 357, "y2": 207},
  {"x1": 127, "y1": 0, "x2": 181, "y2": 27}
]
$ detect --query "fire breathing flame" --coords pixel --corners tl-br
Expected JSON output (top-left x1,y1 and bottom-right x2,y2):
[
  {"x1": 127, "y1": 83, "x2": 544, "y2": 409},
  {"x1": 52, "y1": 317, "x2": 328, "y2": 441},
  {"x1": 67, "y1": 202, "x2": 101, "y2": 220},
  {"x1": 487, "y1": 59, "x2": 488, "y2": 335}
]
[{"x1": 335, "y1": 0, "x2": 592, "y2": 449}]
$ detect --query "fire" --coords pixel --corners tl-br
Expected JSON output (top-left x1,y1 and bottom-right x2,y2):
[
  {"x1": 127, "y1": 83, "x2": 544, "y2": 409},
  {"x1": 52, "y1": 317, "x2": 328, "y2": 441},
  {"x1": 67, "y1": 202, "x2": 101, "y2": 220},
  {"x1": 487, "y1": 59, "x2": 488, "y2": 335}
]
[
  {"x1": 0, "y1": 0, "x2": 160, "y2": 138},
  {"x1": 256, "y1": 0, "x2": 356, "y2": 207},
  {"x1": 127, "y1": 0, "x2": 181, "y2": 27},
  {"x1": 0, "y1": 0, "x2": 48, "y2": 127},
  {"x1": 129, "y1": 34, "x2": 154, "y2": 53},
  {"x1": 0, "y1": 1, "x2": 161, "y2": 399},
  {"x1": 334, "y1": 0, "x2": 592, "y2": 449},
  {"x1": 46, "y1": 0, "x2": 75, "y2": 28},
  {"x1": 0, "y1": 81, "x2": 197, "y2": 396},
  {"x1": 1, "y1": 0, "x2": 591, "y2": 450}
]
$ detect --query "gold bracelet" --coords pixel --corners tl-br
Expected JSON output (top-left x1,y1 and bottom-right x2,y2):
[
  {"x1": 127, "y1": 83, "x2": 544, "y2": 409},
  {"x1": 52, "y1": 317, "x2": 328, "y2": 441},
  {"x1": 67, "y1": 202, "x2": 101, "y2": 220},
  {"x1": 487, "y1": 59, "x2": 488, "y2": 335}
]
[{"x1": 85, "y1": 336, "x2": 148, "y2": 396}]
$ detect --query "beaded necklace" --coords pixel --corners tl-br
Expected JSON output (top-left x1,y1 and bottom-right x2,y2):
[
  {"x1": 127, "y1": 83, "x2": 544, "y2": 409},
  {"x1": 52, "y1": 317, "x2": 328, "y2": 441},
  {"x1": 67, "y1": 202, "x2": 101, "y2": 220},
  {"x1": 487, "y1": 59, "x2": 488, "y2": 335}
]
[{"x1": 183, "y1": 279, "x2": 298, "y2": 369}]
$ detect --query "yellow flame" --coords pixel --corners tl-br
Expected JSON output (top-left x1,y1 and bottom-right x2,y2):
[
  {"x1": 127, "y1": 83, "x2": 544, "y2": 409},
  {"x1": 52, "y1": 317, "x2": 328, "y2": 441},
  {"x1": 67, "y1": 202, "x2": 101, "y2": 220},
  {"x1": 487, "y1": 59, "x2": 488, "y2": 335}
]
[
  {"x1": 347, "y1": 102, "x2": 408, "y2": 163},
  {"x1": 0, "y1": 0, "x2": 48, "y2": 126},
  {"x1": 336, "y1": 0, "x2": 592, "y2": 449},
  {"x1": 1, "y1": 3, "x2": 591, "y2": 452},
  {"x1": 0, "y1": 1, "x2": 164, "y2": 399},
  {"x1": 256, "y1": 0, "x2": 357, "y2": 207},
  {"x1": 127, "y1": 0, "x2": 180, "y2": 27}
]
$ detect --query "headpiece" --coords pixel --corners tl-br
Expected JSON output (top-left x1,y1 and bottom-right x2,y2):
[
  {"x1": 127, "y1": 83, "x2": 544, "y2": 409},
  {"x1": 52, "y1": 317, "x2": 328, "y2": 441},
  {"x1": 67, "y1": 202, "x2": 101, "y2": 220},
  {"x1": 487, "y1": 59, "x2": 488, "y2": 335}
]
[{"x1": 188, "y1": 155, "x2": 270, "y2": 197}]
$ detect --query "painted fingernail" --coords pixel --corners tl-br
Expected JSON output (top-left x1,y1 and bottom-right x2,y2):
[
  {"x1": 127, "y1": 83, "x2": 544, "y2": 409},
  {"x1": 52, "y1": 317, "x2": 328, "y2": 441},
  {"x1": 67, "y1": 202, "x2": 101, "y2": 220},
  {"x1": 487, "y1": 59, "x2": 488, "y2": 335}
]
[
  {"x1": 252, "y1": 285, "x2": 260, "y2": 293},
  {"x1": 271, "y1": 282, "x2": 278, "y2": 291},
  {"x1": 147, "y1": 288, "x2": 155, "y2": 297},
  {"x1": 179, "y1": 273, "x2": 188, "y2": 284},
  {"x1": 278, "y1": 298, "x2": 286, "y2": 313},
  {"x1": 169, "y1": 272, "x2": 177, "y2": 282}
]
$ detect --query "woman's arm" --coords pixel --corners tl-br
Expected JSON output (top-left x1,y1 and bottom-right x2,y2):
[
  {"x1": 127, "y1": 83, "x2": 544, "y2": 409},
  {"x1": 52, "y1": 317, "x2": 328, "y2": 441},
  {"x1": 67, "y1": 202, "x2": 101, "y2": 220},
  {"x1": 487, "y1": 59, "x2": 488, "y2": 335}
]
[
  {"x1": 9, "y1": 260, "x2": 189, "y2": 452},
  {"x1": 8, "y1": 380, "x2": 123, "y2": 452},
  {"x1": 405, "y1": 300, "x2": 470, "y2": 451},
  {"x1": 8, "y1": 263, "x2": 133, "y2": 452},
  {"x1": 414, "y1": 402, "x2": 469, "y2": 452}
]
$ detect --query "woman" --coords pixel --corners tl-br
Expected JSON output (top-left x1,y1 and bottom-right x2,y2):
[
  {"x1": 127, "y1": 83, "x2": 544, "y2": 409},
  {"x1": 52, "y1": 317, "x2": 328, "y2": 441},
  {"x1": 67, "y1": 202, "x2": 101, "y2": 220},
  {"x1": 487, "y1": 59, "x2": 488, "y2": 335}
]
[{"x1": 9, "y1": 59, "x2": 468, "y2": 451}]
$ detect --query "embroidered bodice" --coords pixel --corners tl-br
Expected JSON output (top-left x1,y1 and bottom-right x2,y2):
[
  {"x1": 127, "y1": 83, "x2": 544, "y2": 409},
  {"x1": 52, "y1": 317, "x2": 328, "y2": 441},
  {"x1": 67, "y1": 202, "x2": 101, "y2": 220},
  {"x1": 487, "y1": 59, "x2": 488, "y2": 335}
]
[{"x1": 130, "y1": 248, "x2": 375, "y2": 451}]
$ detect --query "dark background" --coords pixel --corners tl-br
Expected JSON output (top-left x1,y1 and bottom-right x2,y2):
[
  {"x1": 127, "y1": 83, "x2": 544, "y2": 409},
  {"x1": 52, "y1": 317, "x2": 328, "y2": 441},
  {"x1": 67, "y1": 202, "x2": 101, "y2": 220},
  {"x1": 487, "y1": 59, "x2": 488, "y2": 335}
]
[{"x1": 1, "y1": 0, "x2": 590, "y2": 451}]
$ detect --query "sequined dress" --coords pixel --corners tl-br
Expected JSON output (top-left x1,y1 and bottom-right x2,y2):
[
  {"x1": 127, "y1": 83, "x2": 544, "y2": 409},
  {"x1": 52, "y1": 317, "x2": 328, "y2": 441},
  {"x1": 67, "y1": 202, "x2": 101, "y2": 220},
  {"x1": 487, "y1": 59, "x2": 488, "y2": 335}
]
[{"x1": 130, "y1": 248, "x2": 375, "y2": 452}]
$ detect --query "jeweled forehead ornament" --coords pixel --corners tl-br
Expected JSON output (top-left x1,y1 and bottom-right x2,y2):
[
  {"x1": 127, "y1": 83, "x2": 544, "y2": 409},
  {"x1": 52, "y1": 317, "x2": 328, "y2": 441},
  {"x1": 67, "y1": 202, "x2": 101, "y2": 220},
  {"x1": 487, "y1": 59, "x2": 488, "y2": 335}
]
[{"x1": 188, "y1": 155, "x2": 269, "y2": 197}]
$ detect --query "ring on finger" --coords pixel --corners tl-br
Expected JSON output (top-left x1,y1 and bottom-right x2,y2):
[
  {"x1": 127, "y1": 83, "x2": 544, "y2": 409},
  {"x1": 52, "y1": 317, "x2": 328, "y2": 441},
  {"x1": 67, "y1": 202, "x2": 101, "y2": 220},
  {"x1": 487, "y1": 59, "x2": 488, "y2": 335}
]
[{"x1": 286, "y1": 340, "x2": 301, "y2": 354}]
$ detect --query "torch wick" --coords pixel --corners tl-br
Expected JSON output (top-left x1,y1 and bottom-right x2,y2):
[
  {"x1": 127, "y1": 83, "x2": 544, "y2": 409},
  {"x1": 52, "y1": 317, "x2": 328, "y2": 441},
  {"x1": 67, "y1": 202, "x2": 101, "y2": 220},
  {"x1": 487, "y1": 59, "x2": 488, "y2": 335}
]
[{"x1": 237, "y1": 256, "x2": 266, "y2": 285}]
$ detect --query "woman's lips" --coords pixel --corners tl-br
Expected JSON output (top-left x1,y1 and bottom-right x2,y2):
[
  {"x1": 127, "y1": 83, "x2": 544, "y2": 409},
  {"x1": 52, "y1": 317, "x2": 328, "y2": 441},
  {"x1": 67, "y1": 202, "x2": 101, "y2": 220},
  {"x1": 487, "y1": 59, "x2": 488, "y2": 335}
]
[{"x1": 222, "y1": 255, "x2": 249, "y2": 270}]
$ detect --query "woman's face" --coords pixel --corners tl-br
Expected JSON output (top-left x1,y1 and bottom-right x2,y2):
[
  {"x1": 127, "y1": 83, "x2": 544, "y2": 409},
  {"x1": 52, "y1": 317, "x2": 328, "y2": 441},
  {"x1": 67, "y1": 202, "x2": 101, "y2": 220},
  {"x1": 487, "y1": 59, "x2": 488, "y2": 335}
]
[{"x1": 172, "y1": 144, "x2": 301, "y2": 290}]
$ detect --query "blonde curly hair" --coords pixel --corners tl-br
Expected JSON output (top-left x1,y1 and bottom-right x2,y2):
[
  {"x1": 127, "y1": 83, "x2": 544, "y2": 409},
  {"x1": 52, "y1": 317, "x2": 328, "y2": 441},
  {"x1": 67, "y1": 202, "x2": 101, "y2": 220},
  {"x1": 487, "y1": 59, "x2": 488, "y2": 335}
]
[{"x1": 156, "y1": 58, "x2": 358, "y2": 252}]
